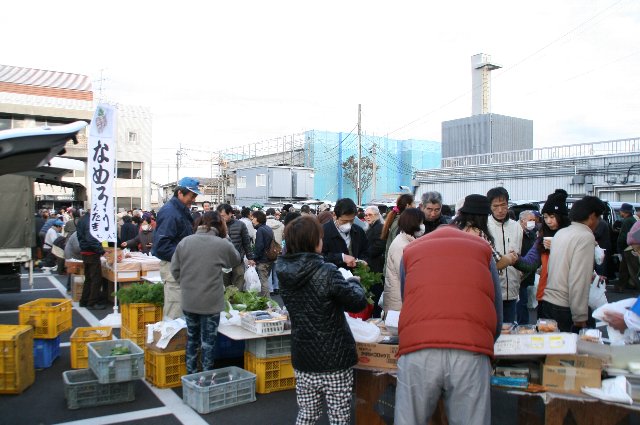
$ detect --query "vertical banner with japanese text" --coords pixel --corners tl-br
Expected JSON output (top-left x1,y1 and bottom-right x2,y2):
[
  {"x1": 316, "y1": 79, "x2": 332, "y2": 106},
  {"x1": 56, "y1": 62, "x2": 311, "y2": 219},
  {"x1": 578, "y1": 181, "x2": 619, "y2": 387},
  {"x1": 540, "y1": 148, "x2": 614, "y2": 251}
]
[{"x1": 88, "y1": 104, "x2": 117, "y2": 242}]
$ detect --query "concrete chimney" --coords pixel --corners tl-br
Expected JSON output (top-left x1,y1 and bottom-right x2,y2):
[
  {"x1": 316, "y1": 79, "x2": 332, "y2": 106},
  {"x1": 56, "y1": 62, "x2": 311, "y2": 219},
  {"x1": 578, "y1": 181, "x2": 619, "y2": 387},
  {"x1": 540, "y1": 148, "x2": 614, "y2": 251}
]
[{"x1": 471, "y1": 53, "x2": 501, "y2": 116}]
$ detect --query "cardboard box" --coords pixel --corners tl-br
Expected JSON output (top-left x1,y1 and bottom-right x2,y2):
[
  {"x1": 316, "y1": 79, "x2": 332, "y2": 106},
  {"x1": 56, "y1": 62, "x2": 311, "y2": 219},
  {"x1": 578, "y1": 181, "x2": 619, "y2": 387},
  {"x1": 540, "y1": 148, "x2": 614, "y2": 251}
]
[
  {"x1": 577, "y1": 339, "x2": 640, "y2": 369},
  {"x1": 494, "y1": 333, "x2": 577, "y2": 356},
  {"x1": 65, "y1": 261, "x2": 84, "y2": 275},
  {"x1": 356, "y1": 342, "x2": 398, "y2": 369},
  {"x1": 146, "y1": 328, "x2": 188, "y2": 352},
  {"x1": 542, "y1": 355, "x2": 602, "y2": 394}
]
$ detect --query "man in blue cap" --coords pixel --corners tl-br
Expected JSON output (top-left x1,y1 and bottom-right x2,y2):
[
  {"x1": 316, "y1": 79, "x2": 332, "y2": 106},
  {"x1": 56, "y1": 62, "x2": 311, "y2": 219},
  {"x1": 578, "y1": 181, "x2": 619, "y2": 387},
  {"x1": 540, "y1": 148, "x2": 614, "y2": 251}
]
[
  {"x1": 617, "y1": 203, "x2": 639, "y2": 291},
  {"x1": 153, "y1": 177, "x2": 200, "y2": 319}
]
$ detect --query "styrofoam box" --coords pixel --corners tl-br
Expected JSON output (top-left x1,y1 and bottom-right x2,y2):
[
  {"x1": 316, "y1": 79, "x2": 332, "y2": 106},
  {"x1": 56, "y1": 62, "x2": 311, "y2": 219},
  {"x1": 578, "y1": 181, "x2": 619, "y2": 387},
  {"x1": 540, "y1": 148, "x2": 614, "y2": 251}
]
[{"x1": 494, "y1": 333, "x2": 577, "y2": 356}]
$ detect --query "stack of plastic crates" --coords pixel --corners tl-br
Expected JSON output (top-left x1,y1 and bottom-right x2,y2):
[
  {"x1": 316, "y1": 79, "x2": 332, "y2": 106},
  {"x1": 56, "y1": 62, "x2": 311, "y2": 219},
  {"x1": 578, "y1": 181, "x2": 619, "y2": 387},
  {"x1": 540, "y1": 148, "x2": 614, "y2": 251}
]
[
  {"x1": 62, "y1": 339, "x2": 144, "y2": 410},
  {"x1": 70, "y1": 327, "x2": 113, "y2": 369},
  {"x1": 120, "y1": 302, "x2": 162, "y2": 347},
  {"x1": 244, "y1": 334, "x2": 295, "y2": 394},
  {"x1": 0, "y1": 325, "x2": 35, "y2": 394},
  {"x1": 19, "y1": 298, "x2": 72, "y2": 369},
  {"x1": 144, "y1": 345, "x2": 186, "y2": 388}
]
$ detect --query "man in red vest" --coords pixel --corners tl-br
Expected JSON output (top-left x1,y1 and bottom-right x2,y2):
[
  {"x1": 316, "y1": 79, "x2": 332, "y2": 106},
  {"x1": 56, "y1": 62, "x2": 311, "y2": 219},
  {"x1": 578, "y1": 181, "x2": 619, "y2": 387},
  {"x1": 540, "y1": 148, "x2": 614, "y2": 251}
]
[{"x1": 395, "y1": 224, "x2": 503, "y2": 425}]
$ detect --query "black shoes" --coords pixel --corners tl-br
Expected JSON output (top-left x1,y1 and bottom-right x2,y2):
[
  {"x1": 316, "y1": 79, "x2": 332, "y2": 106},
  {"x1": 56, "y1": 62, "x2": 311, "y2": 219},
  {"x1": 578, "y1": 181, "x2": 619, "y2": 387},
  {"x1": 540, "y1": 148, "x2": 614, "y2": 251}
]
[{"x1": 89, "y1": 303, "x2": 106, "y2": 310}]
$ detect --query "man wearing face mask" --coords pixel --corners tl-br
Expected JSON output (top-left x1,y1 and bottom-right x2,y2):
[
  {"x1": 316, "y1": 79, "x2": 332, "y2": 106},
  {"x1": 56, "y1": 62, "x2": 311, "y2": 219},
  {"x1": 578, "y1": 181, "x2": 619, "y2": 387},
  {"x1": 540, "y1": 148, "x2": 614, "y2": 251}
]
[
  {"x1": 322, "y1": 198, "x2": 369, "y2": 270},
  {"x1": 487, "y1": 187, "x2": 523, "y2": 323},
  {"x1": 516, "y1": 210, "x2": 538, "y2": 325}
]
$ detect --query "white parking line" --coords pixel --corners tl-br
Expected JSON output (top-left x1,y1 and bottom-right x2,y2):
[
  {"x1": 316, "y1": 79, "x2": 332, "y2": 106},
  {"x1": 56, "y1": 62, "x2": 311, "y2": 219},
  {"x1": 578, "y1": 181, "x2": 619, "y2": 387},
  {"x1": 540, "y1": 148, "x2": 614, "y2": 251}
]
[
  {"x1": 53, "y1": 407, "x2": 171, "y2": 425},
  {"x1": 141, "y1": 380, "x2": 209, "y2": 425}
]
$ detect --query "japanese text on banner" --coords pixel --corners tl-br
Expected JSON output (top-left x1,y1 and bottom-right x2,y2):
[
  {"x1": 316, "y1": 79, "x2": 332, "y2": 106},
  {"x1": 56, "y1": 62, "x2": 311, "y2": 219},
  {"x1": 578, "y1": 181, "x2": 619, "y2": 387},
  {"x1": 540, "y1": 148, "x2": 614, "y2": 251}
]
[{"x1": 88, "y1": 104, "x2": 117, "y2": 242}]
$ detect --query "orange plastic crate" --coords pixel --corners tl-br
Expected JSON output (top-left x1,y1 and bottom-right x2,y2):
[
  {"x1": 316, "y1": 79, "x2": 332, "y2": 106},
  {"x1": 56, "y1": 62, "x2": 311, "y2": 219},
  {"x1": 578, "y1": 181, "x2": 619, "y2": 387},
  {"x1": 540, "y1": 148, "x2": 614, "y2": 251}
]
[
  {"x1": 145, "y1": 349, "x2": 186, "y2": 388},
  {"x1": 244, "y1": 351, "x2": 295, "y2": 394},
  {"x1": 19, "y1": 298, "x2": 72, "y2": 338},
  {"x1": 70, "y1": 327, "x2": 113, "y2": 369},
  {"x1": 121, "y1": 303, "x2": 162, "y2": 334},
  {"x1": 0, "y1": 325, "x2": 34, "y2": 394},
  {"x1": 121, "y1": 327, "x2": 146, "y2": 348}
]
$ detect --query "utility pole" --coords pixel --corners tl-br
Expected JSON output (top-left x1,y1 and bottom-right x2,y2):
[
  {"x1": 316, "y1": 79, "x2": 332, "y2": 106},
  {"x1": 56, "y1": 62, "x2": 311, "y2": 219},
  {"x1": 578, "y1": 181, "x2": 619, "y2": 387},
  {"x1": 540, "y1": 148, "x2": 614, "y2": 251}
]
[
  {"x1": 357, "y1": 104, "x2": 362, "y2": 206},
  {"x1": 176, "y1": 144, "x2": 182, "y2": 183},
  {"x1": 372, "y1": 142, "x2": 377, "y2": 200}
]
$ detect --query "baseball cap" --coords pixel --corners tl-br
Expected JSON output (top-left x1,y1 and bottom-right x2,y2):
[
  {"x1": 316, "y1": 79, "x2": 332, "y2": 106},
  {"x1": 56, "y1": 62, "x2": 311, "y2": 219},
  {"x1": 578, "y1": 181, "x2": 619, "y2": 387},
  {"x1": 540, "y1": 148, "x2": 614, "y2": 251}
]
[
  {"x1": 53, "y1": 219, "x2": 64, "y2": 227},
  {"x1": 178, "y1": 177, "x2": 201, "y2": 195}
]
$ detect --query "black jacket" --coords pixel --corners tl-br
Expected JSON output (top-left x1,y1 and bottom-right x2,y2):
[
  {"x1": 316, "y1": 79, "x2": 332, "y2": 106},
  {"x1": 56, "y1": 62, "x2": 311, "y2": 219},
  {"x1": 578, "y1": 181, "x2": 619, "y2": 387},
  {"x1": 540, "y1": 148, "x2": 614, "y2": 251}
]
[
  {"x1": 424, "y1": 214, "x2": 450, "y2": 234},
  {"x1": 365, "y1": 220, "x2": 385, "y2": 274},
  {"x1": 322, "y1": 221, "x2": 369, "y2": 270},
  {"x1": 276, "y1": 252, "x2": 367, "y2": 372},
  {"x1": 227, "y1": 218, "x2": 254, "y2": 260},
  {"x1": 253, "y1": 224, "x2": 274, "y2": 263},
  {"x1": 76, "y1": 213, "x2": 104, "y2": 254},
  {"x1": 119, "y1": 222, "x2": 139, "y2": 247}
]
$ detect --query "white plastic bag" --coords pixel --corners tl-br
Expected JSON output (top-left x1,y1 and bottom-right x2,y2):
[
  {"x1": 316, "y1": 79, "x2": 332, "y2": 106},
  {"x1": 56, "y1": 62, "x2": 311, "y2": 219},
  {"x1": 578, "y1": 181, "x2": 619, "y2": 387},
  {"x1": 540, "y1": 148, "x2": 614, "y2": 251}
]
[
  {"x1": 345, "y1": 313, "x2": 381, "y2": 343},
  {"x1": 593, "y1": 298, "x2": 637, "y2": 345},
  {"x1": 582, "y1": 376, "x2": 633, "y2": 405},
  {"x1": 595, "y1": 245, "x2": 606, "y2": 266},
  {"x1": 244, "y1": 266, "x2": 261, "y2": 292},
  {"x1": 588, "y1": 273, "x2": 607, "y2": 310},
  {"x1": 528, "y1": 273, "x2": 540, "y2": 309}
]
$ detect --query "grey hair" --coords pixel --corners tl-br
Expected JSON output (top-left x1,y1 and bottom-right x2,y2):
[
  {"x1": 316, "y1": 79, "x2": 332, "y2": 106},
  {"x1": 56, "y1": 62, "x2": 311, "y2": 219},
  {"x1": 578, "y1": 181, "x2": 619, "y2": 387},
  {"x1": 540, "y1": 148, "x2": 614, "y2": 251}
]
[
  {"x1": 365, "y1": 205, "x2": 383, "y2": 223},
  {"x1": 519, "y1": 210, "x2": 536, "y2": 221},
  {"x1": 421, "y1": 191, "x2": 443, "y2": 206}
]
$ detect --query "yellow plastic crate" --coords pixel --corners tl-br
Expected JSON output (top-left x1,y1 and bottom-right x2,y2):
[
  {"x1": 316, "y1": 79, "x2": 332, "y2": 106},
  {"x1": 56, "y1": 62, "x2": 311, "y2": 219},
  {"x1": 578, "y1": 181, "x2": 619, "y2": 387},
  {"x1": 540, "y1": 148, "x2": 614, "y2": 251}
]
[
  {"x1": 121, "y1": 303, "x2": 162, "y2": 334},
  {"x1": 145, "y1": 349, "x2": 186, "y2": 388},
  {"x1": 70, "y1": 327, "x2": 113, "y2": 369},
  {"x1": 244, "y1": 351, "x2": 295, "y2": 394},
  {"x1": 0, "y1": 325, "x2": 35, "y2": 394},
  {"x1": 121, "y1": 327, "x2": 146, "y2": 348},
  {"x1": 18, "y1": 298, "x2": 72, "y2": 338}
]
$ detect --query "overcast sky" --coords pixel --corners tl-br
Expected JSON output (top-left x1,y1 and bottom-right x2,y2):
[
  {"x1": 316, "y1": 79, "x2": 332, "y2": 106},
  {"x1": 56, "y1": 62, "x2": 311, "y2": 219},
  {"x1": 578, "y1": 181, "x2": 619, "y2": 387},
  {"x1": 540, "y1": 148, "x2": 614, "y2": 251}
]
[{"x1": 3, "y1": 0, "x2": 639, "y2": 182}]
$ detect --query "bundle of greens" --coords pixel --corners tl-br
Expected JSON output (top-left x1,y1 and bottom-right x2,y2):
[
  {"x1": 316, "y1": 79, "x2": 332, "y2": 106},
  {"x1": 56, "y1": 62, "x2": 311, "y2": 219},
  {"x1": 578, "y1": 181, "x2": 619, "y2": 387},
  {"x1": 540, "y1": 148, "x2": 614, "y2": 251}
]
[
  {"x1": 352, "y1": 263, "x2": 382, "y2": 305},
  {"x1": 224, "y1": 286, "x2": 279, "y2": 312},
  {"x1": 115, "y1": 283, "x2": 164, "y2": 306}
]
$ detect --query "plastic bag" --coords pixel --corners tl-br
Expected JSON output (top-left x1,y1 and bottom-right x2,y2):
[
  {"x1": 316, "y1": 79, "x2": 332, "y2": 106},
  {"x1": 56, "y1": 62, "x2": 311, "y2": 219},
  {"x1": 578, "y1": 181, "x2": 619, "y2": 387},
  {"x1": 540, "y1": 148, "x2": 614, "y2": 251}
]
[
  {"x1": 528, "y1": 274, "x2": 539, "y2": 309},
  {"x1": 595, "y1": 245, "x2": 606, "y2": 265},
  {"x1": 593, "y1": 298, "x2": 637, "y2": 345},
  {"x1": 588, "y1": 273, "x2": 607, "y2": 310},
  {"x1": 345, "y1": 313, "x2": 381, "y2": 343},
  {"x1": 582, "y1": 376, "x2": 633, "y2": 405},
  {"x1": 244, "y1": 266, "x2": 261, "y2": 292}
]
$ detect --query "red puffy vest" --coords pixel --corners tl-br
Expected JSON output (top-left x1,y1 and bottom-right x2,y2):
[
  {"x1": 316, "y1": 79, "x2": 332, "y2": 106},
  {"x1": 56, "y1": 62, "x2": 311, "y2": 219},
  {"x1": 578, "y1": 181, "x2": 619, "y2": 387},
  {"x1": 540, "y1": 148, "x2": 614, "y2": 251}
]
[{"x1": 398, "y1": 226, "x2": 497, "y2": 358}]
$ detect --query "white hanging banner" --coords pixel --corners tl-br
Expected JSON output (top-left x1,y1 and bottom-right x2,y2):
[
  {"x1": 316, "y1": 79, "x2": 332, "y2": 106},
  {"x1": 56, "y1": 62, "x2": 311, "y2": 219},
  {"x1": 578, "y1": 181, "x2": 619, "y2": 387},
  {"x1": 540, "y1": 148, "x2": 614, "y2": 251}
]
[{"x1": 88, "y1": 104, "x2": 117, "y2": 242}]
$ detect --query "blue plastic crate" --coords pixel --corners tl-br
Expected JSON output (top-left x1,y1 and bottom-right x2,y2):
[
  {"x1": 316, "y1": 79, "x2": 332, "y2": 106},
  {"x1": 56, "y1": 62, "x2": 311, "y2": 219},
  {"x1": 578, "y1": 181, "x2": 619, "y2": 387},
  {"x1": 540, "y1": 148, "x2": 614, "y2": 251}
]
[
  {"x1": 215, "y1": 333, "x2": 245, "y2": 359},
  {"x1": 34, "y1": 337, "x2": 60, "y2": 369}
]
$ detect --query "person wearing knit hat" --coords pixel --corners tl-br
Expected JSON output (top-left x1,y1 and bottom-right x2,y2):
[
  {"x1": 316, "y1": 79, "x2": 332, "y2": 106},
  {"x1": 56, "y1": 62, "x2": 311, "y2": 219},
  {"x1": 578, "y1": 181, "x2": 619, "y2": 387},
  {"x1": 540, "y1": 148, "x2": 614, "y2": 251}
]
[
  {"x1": 618, "y1": 203, "x2": 640, "y2": 290},
  {"x1": 541, "y1": 189, "x2": 569, "y2": 216}
]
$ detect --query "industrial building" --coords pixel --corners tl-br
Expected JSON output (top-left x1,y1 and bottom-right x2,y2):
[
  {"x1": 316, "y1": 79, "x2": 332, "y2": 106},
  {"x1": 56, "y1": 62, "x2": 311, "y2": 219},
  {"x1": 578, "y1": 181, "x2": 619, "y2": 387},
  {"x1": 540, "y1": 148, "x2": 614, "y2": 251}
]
[{"x1": 0, "y1": 64, "x2": 153, "y2": 211}]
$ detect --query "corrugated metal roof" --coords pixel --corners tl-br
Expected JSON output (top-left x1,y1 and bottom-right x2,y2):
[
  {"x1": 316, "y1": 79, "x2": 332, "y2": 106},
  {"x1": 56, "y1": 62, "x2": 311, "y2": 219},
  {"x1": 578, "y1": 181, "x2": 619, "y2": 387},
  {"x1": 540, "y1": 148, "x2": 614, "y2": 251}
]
[{"x1": 0, "y1": 65, "x2": 92, "y2": 91}]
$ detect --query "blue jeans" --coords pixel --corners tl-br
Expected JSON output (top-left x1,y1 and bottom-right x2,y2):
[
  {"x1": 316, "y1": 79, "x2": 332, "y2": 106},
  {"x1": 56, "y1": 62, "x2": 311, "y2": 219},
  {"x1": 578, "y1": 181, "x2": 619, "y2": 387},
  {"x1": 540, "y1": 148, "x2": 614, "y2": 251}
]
[
  {"x1": 184, "y1": 311, "x2": 220, "y2": 375},
  {"x1": 516, "y1": 285, "x2": 530, "y2": 325},
  {"x1": 503, "y1": 299, "x2": 517, "y2": 324}
]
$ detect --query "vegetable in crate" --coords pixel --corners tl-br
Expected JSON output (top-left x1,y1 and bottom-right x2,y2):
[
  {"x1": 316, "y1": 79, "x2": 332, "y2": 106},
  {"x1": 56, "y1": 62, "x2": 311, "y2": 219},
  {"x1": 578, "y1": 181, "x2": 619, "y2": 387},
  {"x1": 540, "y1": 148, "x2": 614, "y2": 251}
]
[
  {"x1": 110, "y1": 346, "x2": 131, "y2": 356},
  {"x1": 115, "y1": 283, "x2": 164, "y2": 305},
  {"x1": 224, "y1": 287, "x2": 279, "y2": 312}
]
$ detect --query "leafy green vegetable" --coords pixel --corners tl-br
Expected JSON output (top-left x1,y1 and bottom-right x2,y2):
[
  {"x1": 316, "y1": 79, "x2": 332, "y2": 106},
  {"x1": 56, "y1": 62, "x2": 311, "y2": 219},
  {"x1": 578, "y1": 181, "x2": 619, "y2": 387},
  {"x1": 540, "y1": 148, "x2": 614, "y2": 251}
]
[
  {"x1": 223, "y1": 287, "x2": 279, "y2": 312},
  {"x1": 352, "y1": 263, "x2": 382, "y2": 305},
  {"x1": 115, "y1": 283, "x2": 164, "y2": 305},
  {"x1": 110, "y1": 346, "x2": 131, "y2": 356}
]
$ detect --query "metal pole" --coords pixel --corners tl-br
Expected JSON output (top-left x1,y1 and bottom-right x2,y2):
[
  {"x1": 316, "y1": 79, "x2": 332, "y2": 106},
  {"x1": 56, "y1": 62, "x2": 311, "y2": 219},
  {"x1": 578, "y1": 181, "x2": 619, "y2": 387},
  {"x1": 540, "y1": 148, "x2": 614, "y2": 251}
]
[{"x1": 357, "y1": 104, "x2": 362, "y2": 205}]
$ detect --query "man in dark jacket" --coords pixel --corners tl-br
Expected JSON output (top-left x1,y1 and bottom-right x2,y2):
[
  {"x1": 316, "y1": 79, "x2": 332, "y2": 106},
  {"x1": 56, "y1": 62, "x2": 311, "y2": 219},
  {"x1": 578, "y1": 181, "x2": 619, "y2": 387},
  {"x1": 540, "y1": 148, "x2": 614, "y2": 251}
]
[
  {"x1": 217, "y1": 203, "x2": 254, "y2": 290},
  {"x1": 251, "y1": 210, "x2": 275, "y2": 297},
  {"x1": 420, "y1": 191, "x2": 450, "y2": 234},
  {"x1": 322, "y1": 198, "x2": 369, "y2": 270},
  {"x1": 77, "y1": 211, "x2": 106, "y2": 310},
  {"x1": 364, "y1": 205, "x2": 385, "y2": 317},
  {"x1": 152, "y1": 177, "x2": 200, "y2": 319},
  {"x1": 617, "y1": 203, "x2": 640, "y2": 290}
]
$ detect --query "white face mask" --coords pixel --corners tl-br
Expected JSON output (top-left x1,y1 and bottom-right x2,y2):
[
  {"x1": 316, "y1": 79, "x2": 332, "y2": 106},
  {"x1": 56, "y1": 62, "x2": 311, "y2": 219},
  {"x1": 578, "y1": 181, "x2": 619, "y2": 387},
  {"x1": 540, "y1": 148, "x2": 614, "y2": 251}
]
[
  {"x1": 526, "y1": 221, "x2": 536, "y2": 231},
  {"x1": 141, "y1": 224, "x2": 150, "y2": 231},
  {"x1": 337, "y1": 222, "x2": 351, "y2": 234},
  {"x1": 414, "y1": 224, "x2": 426, "y2": 238}
]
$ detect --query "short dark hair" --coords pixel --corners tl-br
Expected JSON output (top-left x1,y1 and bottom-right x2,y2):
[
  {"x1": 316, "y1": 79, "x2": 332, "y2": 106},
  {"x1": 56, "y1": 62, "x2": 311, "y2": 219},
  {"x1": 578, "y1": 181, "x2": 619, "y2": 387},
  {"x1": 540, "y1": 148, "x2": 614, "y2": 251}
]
[
  {"x1": 284, "y1": 211, "x2": 301, "y2": 225},
  {"x1": 284, "y1": 216, "x2": 323, "y2": 254},
  {"x1": 122, "y1": 215, "x2": 132, "y2": 223},
  {"x1": 252, "y1": 210, "x2": 267, "y2": 225},
  {"x1": 487, "y1": 187, "x2": 509, "y2": 204},
  {"x1": 266, "y1": 208, "x2": 276, "y2": 216},
  {"x1": 241, "y1": 207, "x2": 251, "y2": 218},
  {"x1": 195, "y1": 211, "x2": 227, "y2": 238},
  {"x1": 334, "y1": 198, "x2": 357, "y2": 218},
  {"x1": 173, "y1": 186, "x2": 191, "y2": 197},
  {"x1": 398, "y1": 208, "x2": 425, "y2": 234},
  {"x1": 300, "y1": 205, "x2": 311, "y2": 214},
  {"x1": 216, "y1": 203, "x2": 233, "y2": 215},
  {"x1": 570, "y1": 196, "x2": 606, "y2": 222}
]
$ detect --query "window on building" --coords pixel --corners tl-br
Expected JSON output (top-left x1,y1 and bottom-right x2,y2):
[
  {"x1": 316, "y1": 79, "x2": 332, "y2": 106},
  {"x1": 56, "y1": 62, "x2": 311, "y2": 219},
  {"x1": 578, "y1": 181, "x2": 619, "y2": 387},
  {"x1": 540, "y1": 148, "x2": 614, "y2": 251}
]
[
  {"x1": 128, "y1": 131, "x2": 138, "y2": 144},
  {"x1": 237, "y1": 176, "x2": 247, "y2": 189},
  {"x1": 256, "y1": 174, "x2": 266, "y2": 187},
  {"x1": 117, "y1": 197, "x2": 142, "y2": 211},
  {"x1": 0, "y1": 116, "x2": 10, "y2": 131},
  {"x1": 117, "y1": 161, "x2": 143, "y2": 179}
]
